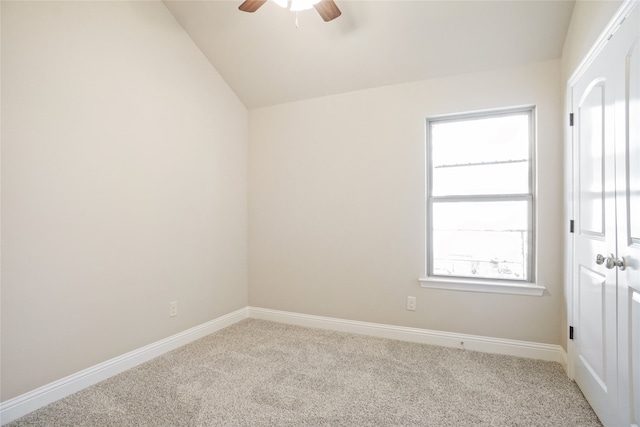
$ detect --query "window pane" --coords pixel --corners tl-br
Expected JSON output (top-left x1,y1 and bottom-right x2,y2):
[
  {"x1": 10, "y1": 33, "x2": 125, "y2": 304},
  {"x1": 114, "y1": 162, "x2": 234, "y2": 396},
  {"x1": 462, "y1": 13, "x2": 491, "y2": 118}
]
[
  {"x1": 431, "y1": 114, "x2": 529, "y2": 168},
  {"x1": 432, "y1": 161, "x2": 529, "y2": 196},
  {"x1": 432, "y1": 200, "x2": 529, "y2": 280}
]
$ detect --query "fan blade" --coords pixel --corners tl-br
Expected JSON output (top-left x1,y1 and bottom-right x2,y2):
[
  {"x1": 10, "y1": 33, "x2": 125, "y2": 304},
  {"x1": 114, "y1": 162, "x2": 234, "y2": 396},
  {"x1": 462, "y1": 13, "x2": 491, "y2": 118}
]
[
  {"x1": 239, "y1": 0, "x2": 267, "y2": 13},
  {"x1": 314, "y1": 0, "x2": 341, "y2": 22}
]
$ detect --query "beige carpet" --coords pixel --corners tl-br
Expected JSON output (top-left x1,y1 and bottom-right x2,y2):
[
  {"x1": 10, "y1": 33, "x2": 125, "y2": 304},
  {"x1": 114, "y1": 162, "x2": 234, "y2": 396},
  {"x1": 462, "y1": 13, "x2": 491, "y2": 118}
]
[{"x1": 7, "y1": 319, "x2": 601, "y2": 426}]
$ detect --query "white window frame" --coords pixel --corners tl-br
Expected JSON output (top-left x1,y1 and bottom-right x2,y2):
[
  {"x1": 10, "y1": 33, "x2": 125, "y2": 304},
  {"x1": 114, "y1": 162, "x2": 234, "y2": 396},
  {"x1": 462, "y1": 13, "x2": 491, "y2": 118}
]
[{"x1": 419, "y1": 106, "x2": 545, "y2": 296}]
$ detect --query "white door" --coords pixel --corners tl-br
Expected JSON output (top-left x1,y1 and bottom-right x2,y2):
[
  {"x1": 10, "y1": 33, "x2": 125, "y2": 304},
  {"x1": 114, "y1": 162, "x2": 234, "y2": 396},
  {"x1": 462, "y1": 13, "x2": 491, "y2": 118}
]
[
  {"x1": 572, "y1": 3, "x2": 639, "y2": 426},
  {"x1": 614, "y1": 4, "x2": 640, "y2": 425},
  {"x1": 572, "y1": 34, "x2": 619, "y2": 425}
]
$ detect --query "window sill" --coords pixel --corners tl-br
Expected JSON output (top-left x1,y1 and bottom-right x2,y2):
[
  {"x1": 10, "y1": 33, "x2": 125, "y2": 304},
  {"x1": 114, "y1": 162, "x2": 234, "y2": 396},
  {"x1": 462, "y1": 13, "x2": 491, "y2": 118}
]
[{"x1": 418, "y1": 277, "x2": 545, "y2": 296}]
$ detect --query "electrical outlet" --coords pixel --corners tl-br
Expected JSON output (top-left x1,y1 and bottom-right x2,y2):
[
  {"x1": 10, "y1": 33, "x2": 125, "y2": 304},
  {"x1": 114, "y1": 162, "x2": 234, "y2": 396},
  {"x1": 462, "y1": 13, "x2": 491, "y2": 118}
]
[
  {"x1": 169, "y1": 301, "x2": 178, "y2": 317},
  {"x1": 407, "y1": 296, "x2": 416, "y2": 311}
]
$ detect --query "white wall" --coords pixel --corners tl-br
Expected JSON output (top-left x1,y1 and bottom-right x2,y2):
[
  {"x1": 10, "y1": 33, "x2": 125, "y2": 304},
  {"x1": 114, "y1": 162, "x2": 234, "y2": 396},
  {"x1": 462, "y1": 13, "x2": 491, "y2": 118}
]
[
  {"x1": 249, "y1": 60, "x2": 564, "y2": 345},
  {"x1": 1, "y1": 1, "x2": 248, "y2": 401}
]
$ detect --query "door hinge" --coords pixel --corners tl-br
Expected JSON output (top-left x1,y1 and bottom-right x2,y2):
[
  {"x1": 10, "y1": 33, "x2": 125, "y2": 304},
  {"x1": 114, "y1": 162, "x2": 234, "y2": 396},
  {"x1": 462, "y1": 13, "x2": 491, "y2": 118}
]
[
  {"x1": 570, "y1": 219, "x2": 574, "y2": 233},
  {"x1": 570, "y1": 326, "x2": 574, "y2": 340},
  {"x1": 569, "y1": 113, "x2": 574, "y2": 126}
]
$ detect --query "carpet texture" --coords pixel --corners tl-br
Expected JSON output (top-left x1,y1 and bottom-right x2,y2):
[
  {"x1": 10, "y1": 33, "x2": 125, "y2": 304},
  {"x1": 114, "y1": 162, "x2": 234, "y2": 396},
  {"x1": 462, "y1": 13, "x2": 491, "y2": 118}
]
[{"x1": 7, "y1": 319, "x2": 601, "y2": 426}]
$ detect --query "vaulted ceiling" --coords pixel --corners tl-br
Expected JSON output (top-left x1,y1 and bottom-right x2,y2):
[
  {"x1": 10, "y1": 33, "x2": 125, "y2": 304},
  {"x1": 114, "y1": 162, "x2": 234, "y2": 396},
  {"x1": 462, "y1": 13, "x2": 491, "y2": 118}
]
[{"x1": 163, "y1": 0, "x2": 576, "y2": 109}]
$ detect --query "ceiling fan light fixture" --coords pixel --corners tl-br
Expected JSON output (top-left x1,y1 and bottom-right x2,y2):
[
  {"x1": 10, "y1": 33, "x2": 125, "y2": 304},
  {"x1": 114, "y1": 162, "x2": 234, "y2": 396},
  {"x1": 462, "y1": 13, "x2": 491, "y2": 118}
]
[
  {"x1": 271, "y1": 0, "x2": 320, "y2": 12},
  {"x1": 240, "y1": 0, "x2": 341, "y2": 22},
  {"x1": 289, "y1": 0, "x2": 321, "y2": 12}
]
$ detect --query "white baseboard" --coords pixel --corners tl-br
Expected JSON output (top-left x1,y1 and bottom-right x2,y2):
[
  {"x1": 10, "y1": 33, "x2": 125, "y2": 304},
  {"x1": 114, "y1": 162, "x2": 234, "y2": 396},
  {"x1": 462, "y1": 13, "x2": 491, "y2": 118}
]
[
  {"x1": 558, "y1": 346, "x2": 568, "y2": 374},
  {"x1": 1, "y1": 306, "x2": 568, "y2": 425},
  {"x1": 248, "y1": 307, "x2": 567, "y2": 364},
  {"x1": 0, "y1": 307, "x2": 249, "y2": 426}
]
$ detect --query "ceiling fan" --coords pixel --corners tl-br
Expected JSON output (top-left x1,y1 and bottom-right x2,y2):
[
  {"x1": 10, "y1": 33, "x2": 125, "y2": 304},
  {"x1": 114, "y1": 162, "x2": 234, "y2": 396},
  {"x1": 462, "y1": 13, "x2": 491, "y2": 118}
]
[{"x1": 239, "y1": 0, "x2": 342, "y2": 22}]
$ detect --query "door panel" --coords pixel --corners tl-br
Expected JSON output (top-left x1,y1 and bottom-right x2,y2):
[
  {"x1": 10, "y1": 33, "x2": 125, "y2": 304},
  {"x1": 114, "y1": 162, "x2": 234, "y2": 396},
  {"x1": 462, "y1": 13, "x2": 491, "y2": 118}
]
[
  {"x1": 577, "y1": 266, "x2": 607, "y2": 387},
  {"x1": 627, "y1": 38, "x2": 640, "y2": 243},
  {"x1": 578, "y1": 83, "x2": 606, "y2": 236}
]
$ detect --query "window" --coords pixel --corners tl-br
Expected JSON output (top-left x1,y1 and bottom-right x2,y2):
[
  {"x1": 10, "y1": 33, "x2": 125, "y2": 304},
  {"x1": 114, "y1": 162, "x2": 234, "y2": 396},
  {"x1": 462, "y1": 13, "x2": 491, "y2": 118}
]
[{"x1": 420, "y1": 106, "x2": 543, "y2": 296}]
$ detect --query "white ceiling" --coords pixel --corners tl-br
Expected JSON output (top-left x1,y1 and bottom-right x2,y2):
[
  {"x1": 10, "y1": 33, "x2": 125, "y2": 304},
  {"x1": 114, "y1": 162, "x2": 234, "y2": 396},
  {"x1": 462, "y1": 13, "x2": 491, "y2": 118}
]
[{"x1": 163, "y1": 0, "x2": 575, "y2": 109}]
